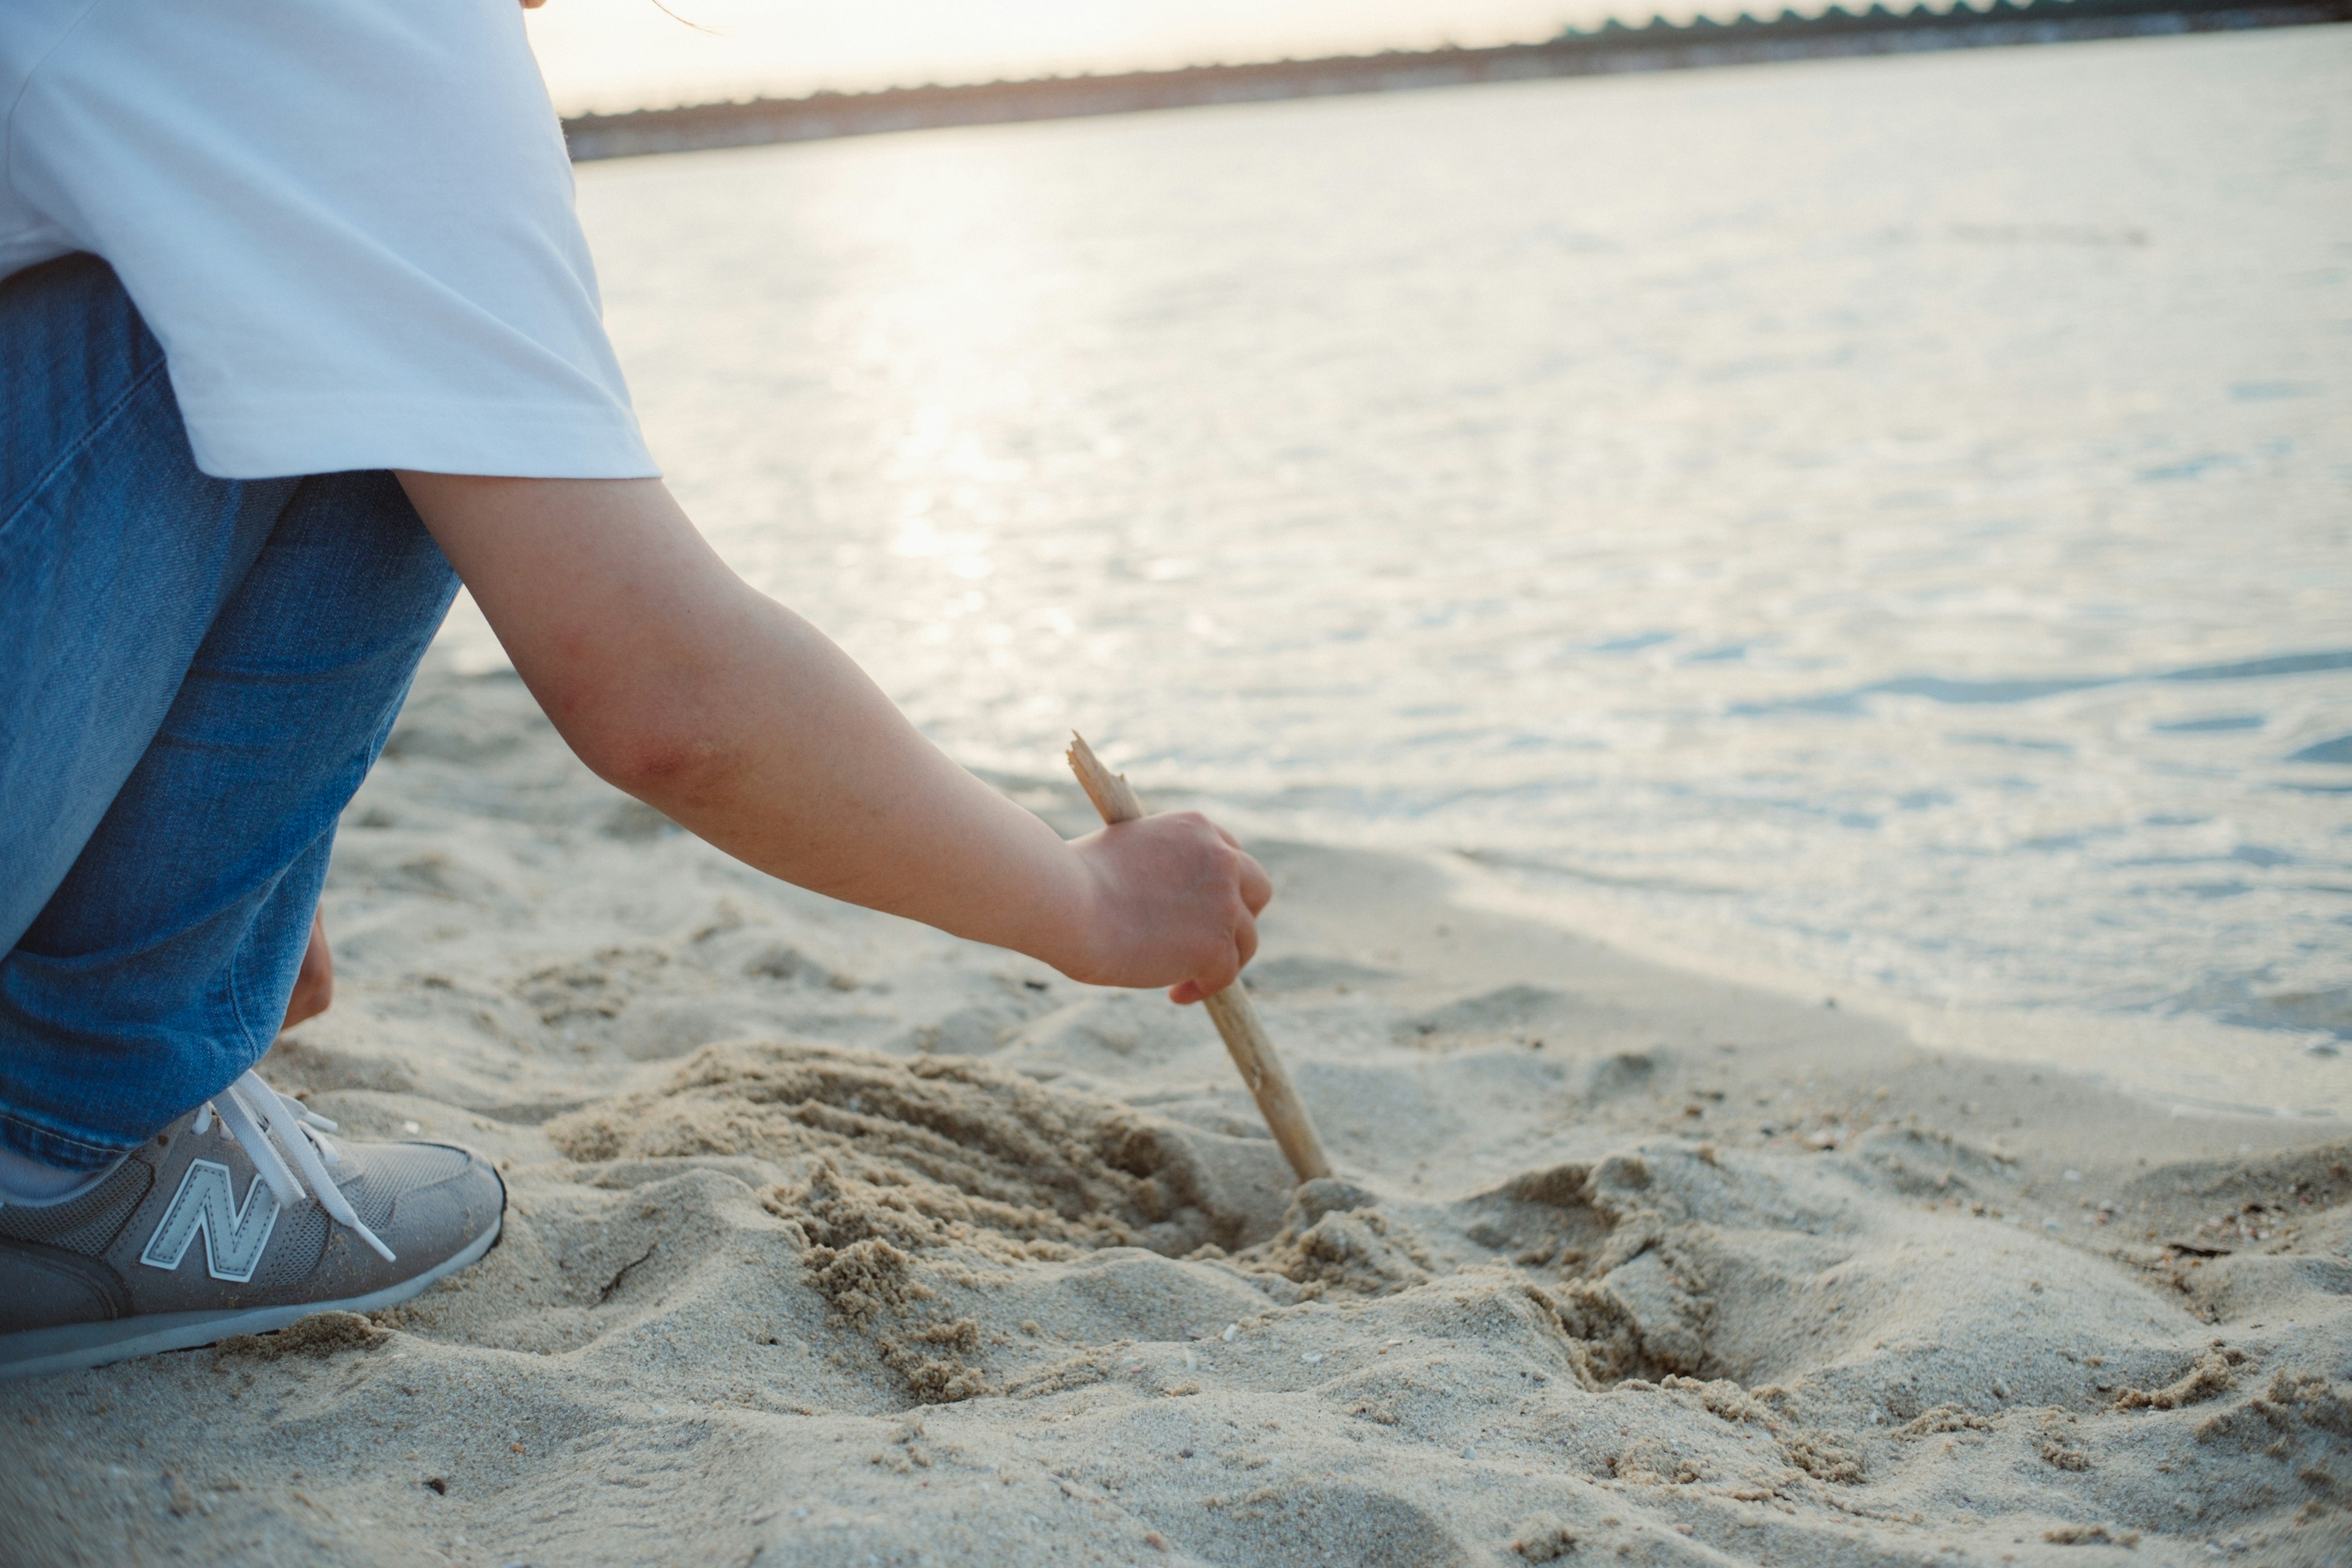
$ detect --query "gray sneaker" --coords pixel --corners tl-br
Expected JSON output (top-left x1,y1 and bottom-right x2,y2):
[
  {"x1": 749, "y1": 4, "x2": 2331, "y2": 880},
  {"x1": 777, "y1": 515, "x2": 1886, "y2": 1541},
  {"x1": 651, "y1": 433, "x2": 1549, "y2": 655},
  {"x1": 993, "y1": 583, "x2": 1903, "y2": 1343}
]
[{"x1": 0, "y1": 1071, "x2": 502, "y2": 1380}]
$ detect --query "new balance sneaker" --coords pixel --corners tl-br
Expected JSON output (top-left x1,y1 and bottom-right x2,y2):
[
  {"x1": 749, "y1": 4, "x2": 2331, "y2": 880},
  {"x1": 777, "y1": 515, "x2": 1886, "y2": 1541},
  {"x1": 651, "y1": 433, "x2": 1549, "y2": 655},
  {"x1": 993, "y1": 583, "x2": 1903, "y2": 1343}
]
[{"x1": 0, "y1": 1071, "x2": 502, "y2": 1380}]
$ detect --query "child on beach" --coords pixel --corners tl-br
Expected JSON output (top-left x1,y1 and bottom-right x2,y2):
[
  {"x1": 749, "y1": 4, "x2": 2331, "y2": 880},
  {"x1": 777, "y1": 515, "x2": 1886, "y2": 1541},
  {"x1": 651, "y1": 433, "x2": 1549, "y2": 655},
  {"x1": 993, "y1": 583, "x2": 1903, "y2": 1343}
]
[{"x1": 0, "y1": 0, "x2": 1269, "y2": 1379}]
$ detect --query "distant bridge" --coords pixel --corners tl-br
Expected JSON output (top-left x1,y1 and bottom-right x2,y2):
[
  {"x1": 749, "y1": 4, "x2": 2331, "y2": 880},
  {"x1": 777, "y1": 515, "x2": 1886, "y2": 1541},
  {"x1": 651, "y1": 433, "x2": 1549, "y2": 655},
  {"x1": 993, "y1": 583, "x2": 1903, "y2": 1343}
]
[{"x1": 560, "y1": 0, "x2": 2348, "y2": 161}]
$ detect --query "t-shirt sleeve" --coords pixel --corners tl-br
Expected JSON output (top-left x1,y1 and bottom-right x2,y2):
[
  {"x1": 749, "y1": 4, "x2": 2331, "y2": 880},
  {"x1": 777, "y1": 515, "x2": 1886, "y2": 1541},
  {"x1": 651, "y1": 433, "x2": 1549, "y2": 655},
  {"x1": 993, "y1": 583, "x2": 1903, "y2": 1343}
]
[{"x1": 9, "y1": 0, "x2": 655, "y2": 480}]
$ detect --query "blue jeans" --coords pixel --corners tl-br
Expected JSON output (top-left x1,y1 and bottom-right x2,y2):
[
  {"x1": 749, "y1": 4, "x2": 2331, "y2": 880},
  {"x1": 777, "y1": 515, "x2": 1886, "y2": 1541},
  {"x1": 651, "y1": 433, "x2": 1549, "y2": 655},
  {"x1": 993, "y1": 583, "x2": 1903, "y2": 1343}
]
[{"x1": 0, "y1": 255, "x2": 458, "y2": 1171}]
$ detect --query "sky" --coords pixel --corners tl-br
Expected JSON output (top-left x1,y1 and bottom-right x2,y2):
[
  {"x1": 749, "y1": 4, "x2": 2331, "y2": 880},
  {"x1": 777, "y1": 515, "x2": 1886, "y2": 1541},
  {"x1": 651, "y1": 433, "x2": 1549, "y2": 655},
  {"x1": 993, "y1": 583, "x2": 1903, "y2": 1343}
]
[{"x1": 525, "y1": 0, "x2": 1648, "y2": 114}]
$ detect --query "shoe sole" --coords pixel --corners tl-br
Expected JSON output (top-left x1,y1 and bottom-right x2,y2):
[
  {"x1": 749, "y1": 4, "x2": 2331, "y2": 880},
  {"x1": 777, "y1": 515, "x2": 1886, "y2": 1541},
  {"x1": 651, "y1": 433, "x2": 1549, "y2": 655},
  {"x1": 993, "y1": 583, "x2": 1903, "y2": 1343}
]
[{"x1": 0, "y1": 1210, "x2": 502, "y2": 1382}]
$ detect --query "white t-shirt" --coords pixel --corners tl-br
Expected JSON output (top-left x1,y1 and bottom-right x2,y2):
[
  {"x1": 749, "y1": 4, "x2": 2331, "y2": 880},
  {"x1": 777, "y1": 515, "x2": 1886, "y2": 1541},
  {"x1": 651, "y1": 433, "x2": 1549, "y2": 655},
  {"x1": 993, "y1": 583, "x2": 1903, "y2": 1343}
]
[{"x1": 0, "y1": 0, "x2": 656, "y2": 481}]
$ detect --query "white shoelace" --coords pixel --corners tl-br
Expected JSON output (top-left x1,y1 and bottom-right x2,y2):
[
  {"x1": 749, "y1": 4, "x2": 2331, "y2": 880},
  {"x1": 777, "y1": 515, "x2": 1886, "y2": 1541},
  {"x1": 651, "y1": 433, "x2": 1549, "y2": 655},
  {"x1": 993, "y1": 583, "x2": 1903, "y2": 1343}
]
[{"x1": 191, "y1": 1071, "x2": 396, "y2": 1263}]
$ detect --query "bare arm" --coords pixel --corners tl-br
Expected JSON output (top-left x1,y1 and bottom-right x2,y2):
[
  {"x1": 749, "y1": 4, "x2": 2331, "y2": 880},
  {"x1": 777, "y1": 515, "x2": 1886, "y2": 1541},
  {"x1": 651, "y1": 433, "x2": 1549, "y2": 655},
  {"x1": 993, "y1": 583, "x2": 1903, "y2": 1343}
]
[{"x1": 396, "y1": 473, "x2": 1267, "y2": 1003}]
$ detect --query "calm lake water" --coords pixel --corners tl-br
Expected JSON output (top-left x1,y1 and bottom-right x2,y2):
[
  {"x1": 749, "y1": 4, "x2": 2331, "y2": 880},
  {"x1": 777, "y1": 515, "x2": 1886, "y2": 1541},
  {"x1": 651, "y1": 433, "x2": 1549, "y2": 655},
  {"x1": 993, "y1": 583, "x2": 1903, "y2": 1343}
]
[{"x1": 454, "y1": 29, "x2": 2352, "y2": 1055}]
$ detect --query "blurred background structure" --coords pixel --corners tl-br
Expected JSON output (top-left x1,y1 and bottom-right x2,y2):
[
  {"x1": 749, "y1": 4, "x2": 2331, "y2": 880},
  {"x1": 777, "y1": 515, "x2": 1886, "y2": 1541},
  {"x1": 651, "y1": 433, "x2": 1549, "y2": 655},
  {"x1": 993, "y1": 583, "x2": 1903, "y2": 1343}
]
[
  {"x1": 529, "y1": 0, "x2": 2345, "y2": 119},
  {"x1": 553, "y1": 0, "x2": 2349, "y2": 159}
]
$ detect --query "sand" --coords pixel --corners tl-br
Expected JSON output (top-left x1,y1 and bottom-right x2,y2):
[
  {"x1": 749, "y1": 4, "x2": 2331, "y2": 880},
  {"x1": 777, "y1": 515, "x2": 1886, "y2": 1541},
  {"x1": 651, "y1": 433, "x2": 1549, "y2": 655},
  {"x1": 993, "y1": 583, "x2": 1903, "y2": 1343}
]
[{"x1": 4, "y1": 661, "x2": 2348, "y2": 1567}]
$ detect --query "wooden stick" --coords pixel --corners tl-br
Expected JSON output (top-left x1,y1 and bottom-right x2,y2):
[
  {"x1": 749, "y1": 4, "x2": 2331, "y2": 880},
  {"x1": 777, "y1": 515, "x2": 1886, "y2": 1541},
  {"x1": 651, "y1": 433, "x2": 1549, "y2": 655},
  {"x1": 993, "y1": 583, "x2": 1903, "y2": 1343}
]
[{"x1": 1066, "y1": 733, "x2": 1334, "y2": 1184}]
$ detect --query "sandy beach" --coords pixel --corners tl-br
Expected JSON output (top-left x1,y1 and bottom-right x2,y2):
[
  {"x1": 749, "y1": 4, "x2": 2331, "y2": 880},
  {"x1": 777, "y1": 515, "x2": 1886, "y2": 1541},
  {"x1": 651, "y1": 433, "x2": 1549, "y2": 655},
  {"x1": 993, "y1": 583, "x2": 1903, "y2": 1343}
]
[{"x1": 3, "y1": 658, "x2": 2346, "y2": 1566}]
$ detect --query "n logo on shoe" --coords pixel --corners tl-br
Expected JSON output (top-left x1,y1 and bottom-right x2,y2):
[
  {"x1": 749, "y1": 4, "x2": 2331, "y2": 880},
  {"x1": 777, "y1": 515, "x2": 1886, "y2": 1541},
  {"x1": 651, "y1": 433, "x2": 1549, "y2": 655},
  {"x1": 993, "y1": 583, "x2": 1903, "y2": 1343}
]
[{"x1": 140, "y1": 1159, "x2": 280, "y2": 1283}]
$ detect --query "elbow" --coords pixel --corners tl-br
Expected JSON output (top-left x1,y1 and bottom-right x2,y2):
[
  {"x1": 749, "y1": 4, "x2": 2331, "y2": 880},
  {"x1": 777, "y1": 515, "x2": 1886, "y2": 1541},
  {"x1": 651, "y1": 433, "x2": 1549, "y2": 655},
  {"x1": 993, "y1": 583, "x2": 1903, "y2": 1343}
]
[{"x1": 563, "y1": 693, "x2": 739, "y2": 813}]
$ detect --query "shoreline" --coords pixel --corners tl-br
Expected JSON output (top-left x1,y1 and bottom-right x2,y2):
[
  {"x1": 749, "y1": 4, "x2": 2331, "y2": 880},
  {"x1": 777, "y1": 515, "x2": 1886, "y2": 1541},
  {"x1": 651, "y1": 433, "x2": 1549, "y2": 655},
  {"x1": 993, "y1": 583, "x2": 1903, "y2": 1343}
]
[
  {"x1": 1439, "y1": 860, "x2": 2352, "y2": 1126},
  {"x1": 4, "y1": 660, "x2": 2347, "y2": 1565},
  {"x1": 437, "y1": 584, "x2": 2352, "y2": 1116}
]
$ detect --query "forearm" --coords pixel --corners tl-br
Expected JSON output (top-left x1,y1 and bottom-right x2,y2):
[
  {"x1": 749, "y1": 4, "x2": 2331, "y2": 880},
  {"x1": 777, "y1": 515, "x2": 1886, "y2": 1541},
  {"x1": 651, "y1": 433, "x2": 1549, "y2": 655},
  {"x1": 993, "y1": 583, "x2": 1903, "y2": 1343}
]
[{"x1": 597, "y1": 584, "x2": 1095, "y2": 960}]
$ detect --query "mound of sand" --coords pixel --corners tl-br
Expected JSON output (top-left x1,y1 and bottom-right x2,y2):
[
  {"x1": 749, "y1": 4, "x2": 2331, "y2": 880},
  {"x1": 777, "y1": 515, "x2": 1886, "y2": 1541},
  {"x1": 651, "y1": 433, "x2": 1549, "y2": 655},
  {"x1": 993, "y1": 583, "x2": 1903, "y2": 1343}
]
[{"x1": 4, "y1": 663, "x2": 2347, "y2": 1567}]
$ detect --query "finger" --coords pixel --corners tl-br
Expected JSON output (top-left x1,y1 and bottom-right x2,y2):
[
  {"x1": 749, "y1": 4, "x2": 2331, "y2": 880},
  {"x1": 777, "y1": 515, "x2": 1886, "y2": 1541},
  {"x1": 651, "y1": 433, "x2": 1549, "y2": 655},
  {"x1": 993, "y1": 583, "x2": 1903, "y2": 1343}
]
[
  {"x1": 1197, "y1": 937, "x2": 1242, "y2": 1000},
  {"x1": 1168, "y1": 981, "x2": 1203, "y2": 1005},
  {"x1": 1210, "y1": 821, "x2": 1243, "y2": 851},
  {"x1": 1237, "y1": 851, "x2": 1273, "y2": 914},
  {"x1": 1234, "y1": 918, "x2": 1258, "y2": 973}
]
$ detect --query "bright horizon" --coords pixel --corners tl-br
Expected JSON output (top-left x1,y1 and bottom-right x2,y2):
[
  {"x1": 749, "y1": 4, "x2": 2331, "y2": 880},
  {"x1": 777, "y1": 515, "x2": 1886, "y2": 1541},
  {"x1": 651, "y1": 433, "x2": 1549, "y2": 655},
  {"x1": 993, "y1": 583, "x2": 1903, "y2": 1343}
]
[{"x1": 526, "y1": 0, "x2": 1661, "y2": 115}]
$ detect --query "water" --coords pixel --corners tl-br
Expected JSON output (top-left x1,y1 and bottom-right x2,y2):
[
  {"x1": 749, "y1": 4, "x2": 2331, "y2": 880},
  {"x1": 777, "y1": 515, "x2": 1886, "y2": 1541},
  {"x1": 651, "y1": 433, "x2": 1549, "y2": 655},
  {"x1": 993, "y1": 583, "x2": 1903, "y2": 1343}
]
[{"x1": 454, "y1": 30, "x2": 2352, "y2": 1049}]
